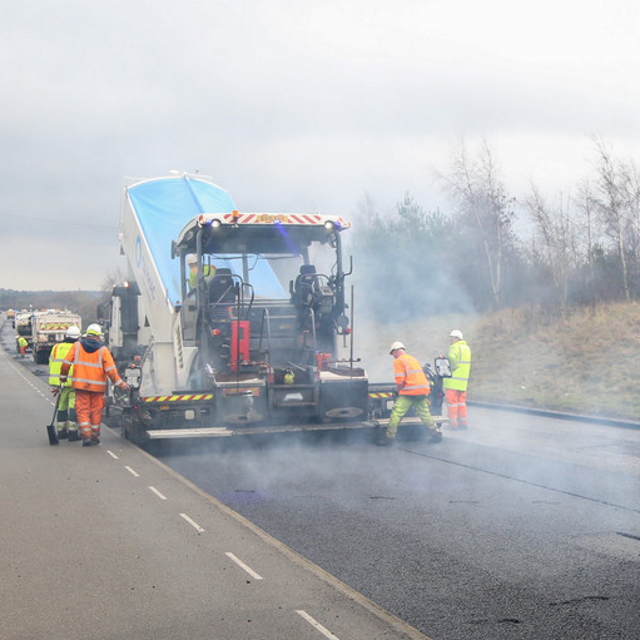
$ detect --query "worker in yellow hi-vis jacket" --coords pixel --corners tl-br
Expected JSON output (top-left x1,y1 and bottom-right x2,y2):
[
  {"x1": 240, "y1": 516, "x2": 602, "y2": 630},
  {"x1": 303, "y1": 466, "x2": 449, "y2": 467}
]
[
  {"x1": 49, "y1": 325, "x2": 81, "y2": 441},
  {"x1": 443, "y1": 329, "x2": 472, "y2": 429}
]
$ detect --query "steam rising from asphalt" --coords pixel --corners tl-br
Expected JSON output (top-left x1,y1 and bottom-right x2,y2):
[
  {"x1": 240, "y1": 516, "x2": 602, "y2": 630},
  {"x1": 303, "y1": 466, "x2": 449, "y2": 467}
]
[
  {"x1": 159, "y1": 413, "x2": 640, "y2": 542},
  {"x1": 158, "y1": 429, "x2": 439, "y2": 504},
  {"x1": 156, "y1": 217, "x2": 640, "y2": 588},
  {"x1": 346, "y1": 256, "x2": 477, "y2": 382},
  {"x1": 148, "y1": 254, "x2": 640, "y2": 640}
]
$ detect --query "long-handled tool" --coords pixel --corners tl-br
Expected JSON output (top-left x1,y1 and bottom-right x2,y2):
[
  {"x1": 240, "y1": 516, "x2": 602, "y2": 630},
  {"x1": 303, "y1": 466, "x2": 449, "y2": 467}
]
[{"x1": 46, "y1": 390, "x2": 62, "y2": 446}]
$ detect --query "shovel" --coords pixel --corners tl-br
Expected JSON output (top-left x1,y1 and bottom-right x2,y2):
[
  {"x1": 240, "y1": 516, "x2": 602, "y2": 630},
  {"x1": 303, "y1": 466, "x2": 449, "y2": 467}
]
[{"x1": 46, "y1": 389, "x2": 62, "y2": 446}]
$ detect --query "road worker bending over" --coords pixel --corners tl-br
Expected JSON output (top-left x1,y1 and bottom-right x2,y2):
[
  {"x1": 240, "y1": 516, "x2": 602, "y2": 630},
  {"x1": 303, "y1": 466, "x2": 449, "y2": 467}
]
[
  {"x1": 378, "y1": 342, "x2": 442, "y2": 446},
  {"x1": 60, "y1": 324, "x2": 130, "y2": 447},
  {"x1": 17, "y1": 335, "x2": 28, "y2": 357},
  {"x1": 443, "y1": 329, "x2": 472, "y2": 429}
]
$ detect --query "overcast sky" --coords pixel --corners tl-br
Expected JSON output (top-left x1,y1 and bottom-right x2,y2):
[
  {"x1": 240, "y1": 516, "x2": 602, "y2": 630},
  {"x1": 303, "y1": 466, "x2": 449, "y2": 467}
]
[{"x1": 1, "y1": 0, "x2": 638, "y2": 291}]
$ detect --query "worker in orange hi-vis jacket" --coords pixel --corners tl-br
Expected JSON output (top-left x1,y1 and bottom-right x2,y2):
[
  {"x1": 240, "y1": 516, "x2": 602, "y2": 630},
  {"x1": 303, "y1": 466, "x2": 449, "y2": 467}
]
[
  {"x1": 378, "y1": 342, "x2": 442, "y2": 446},
  {"x1": 60, "y1": 323, "x2": 130, "y2": 447}
]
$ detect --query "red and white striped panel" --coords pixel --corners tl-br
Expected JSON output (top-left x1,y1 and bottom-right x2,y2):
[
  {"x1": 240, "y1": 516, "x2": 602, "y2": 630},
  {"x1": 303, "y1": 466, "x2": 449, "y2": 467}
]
[{"x1": 197, "y1": 212, "x2": 349, "y2": 227}]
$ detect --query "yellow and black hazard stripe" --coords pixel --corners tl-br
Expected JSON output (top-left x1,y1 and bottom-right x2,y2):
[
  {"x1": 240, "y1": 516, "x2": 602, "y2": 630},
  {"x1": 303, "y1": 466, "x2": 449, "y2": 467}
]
[
  {"x1": 142, "y1": 393, "x2": 214, "y2": 403},
  {"x1": 368, "y1": 391, "x2": 395, "y2": 398}
]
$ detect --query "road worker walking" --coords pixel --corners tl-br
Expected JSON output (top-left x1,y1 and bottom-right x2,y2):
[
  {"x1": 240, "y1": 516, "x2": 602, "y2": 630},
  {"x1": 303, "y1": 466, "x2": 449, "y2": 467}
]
[
  {"x1": 60, "y1": 324, "x2": 130, "y2": 447},
  {"x1": 378, "y1": 342, "x2": 442, "y2": 446},
  {"x1": 443, "y1": 329, "x2": 472, "y2": 429},
  {"x1": 49, "y1": 325, "x2": 81, "y2": 441}
]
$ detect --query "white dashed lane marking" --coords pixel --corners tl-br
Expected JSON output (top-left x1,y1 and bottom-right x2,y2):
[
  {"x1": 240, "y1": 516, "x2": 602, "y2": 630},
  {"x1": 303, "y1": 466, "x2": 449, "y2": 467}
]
[
  {"x1": 148, "y1": 486, "x2": 167, "y2": 500},
  {"x1": 180, "y1": 513, "x2": 205, "y2": 532},
  {"x1": 296, "y1": 610, "x2": 342, "y2": 640},
  {"x1": 0, "y1": 347, "x2": 357, "y2": 640},
  {"x1": 225, "y1": 552, "x2": 263, "y2": 580}
]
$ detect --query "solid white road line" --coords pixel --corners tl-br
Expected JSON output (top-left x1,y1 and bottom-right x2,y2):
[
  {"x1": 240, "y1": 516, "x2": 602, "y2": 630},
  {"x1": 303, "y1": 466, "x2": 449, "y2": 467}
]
[
  {"x1": 180, "y1": 513, "x2": 205, "y2": 532},
  {"x1": 2, "y1": 352, "x2": 48, "y2": 400},
  {"x1": 148, "y1": 485, "x2": 167, "y2": 500},
  {"x1": 224, "y1": 552, "x2": 263, "y2": 580},
  {"x1": 295, "y1": 610, "x2": 342, "y2": 640}
]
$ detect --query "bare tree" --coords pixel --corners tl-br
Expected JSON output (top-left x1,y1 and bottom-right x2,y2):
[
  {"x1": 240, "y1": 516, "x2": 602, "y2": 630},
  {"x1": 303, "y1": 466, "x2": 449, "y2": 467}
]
[
  {"x1": 618, "y1": 159, "x2": 640, "y2": 265},
  {"x1": 591, "y1": 138, "x2": 639, "y2": 303},
  {"x1": 100, "y1": 267, "x2": 126, "y2": 294},
  {"x1": 524, "y1": 184, "x2": 578, "y2": 307},
  {"x1": 436, "y1": 140, "x2": 516, "y2": 310},
  {"x1": 354, "y1": 192, "x2": 380, "y2": 225},
  {"x1": 574, "y1": 178, "x2": 597, "y2": 282}
]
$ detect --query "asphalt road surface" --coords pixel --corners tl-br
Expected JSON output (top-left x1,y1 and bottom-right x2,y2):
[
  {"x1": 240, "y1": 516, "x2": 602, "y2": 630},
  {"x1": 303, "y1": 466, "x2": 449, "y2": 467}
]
[
  {"x1": 5, "y1": 317, "x2": 640, "y2": 639},
  {"x1": 156, "y1": 404, "x2": 640, "y2": 640},
  {"x1": 0, "y1": 319, "x2": 430, "y2": 640}
]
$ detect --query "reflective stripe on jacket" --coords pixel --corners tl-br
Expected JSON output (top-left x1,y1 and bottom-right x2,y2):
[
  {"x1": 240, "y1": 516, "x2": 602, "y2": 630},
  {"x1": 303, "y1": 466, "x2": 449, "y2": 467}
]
[
  {"x1": 48, "y1": 342, "x2": 75, "y2": 387},
  {"x1": 394, "y1": 352, "x2": 430, "y2": 396},
  {"x1": 60, "y1": 341, "x2": 124, "y2": 393},
  {"x1": 443, "y1": 340, "x2": 471, "y2": 391}
]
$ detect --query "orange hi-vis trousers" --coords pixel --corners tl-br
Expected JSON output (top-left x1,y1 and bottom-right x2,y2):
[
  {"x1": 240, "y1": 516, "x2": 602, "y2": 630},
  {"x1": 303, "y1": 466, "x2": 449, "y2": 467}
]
[
  {"x1": 74, "y1": 390, "x2": 106, "y2": 440},
  {"x1": 445, "y1": 389, "x2": 468, "y2": 429}
]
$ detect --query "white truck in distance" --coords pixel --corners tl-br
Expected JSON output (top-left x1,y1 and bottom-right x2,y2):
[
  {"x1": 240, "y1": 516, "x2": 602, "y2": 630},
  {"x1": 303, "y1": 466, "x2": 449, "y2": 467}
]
[{"x1": 31, "y1": 309, "x2": 82, "y2": 364}]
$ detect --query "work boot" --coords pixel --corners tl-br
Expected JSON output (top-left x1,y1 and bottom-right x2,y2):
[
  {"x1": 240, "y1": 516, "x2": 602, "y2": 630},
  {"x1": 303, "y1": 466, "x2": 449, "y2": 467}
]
[
  {"x1": 376, "y1": 436, "x2": 394, "y2": 447},
  {"x1": 90, "y1": 437, "x2": 101, "y2": 446},
  {"x1": 82, "y1": 439, "x2": 92, "y2": 447},
  {"x1": 57, "y1": 427, "x2": 68, "y2": 439},
  {"x1": 68, "y1": 430, "x2": 81, "y2": 442},
  {"x1": 429, "y1": 430, "x2": 443, "y2": 443}
]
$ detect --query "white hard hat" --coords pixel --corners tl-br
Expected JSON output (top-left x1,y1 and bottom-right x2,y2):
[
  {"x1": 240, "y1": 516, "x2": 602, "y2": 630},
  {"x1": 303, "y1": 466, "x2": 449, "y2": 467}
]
[
  {"x1": 65, "y1": 326, "x2": 81, "y2": 339},
  {"x1": 85, "y1": 323, "x2": 103, "y2": 337},
  {"x1": 186, "y1": 253, "x2": 198, "y2": 264},
  {"x1": 389, "y1": 341, "x2": 405, "y2": 354},
  {"x1": 450, "y1": 329, "x2": 463, "y2": 340}
]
